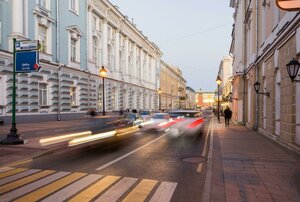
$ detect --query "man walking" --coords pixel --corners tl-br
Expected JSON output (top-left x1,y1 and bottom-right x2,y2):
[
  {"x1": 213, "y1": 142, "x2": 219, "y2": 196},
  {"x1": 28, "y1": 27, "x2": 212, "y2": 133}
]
[{"x1": 224, "y1": 106, "x2": 232, "y2": 127}]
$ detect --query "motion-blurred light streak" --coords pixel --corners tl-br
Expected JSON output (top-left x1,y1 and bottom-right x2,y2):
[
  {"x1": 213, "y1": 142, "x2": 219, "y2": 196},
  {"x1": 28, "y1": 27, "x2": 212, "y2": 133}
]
[
  {"x1": 39, "y1": 131, "x2": 92, "y2": 146},
  {"x1": 68, "y1": 131, "x2": 116, "y2": 146}
]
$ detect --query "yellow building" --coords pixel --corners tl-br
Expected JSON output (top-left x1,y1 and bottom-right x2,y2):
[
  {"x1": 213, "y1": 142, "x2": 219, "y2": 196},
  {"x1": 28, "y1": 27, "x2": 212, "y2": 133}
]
[{"x1": 160, "y1": 61, "x2": 186, "y2": 111}]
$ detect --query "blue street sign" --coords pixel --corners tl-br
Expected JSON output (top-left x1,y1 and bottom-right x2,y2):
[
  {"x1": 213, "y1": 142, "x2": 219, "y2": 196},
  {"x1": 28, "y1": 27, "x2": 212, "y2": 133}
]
[{"x1": 15, "y1": 51, "x2": 39, "y2": 73}]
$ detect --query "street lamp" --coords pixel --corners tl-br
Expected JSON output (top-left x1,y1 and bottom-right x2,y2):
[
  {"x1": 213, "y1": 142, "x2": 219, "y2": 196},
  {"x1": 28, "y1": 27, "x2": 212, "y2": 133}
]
[
  {"x1": 286, "y1": 58, "x2": 300, "y2": 83},
  {"x1": 229, "y1": 92, "x2": 238, "y2": 101},
  {"x1": 253, "y1": 81, "x2": 270, "y2": 97},
  {"x1": 216, "y1": 76, "x2": 222, "y2": 123},
  {"x1": 99, "y1": 66, "x2": 107, "y2": 116},
  {"x1": 158, "y1": 88, "x2": 162, "y2": 111}
]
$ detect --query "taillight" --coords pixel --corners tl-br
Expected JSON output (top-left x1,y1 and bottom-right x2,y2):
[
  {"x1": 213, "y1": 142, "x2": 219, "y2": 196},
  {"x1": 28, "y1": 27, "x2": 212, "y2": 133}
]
[{"x1": 187, "y1": 119, "x2": 204, "y2": 128}]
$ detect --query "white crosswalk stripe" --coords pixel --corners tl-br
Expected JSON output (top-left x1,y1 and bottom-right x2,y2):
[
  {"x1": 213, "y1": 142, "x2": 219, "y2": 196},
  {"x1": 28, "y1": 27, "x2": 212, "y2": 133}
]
[
  {"x1": 41, "y1": 174, "x2": 102, "y2": 202},
  {"x1": 0, "y1": 167, "x2": 14, "y2": 174},
  {"x1": 0, "y1": 167, "x2": 177, "y2": 202}
]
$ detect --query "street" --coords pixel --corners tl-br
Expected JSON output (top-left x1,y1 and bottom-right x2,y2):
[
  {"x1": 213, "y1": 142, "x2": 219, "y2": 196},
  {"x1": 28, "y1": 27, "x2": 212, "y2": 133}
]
[{"x1": 0, "y1": 118, "x2": 211, "y2": 202}]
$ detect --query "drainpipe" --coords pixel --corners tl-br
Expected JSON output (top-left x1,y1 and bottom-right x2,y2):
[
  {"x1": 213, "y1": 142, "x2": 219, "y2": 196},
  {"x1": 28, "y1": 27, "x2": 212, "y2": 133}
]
[
  {"x1": 57, "y1": 64, "x2": 62, "y2": 121},
  {"x1": 56, "y1": 0, "x2": 61, "y2": 121},
  {"x1": 254, "y1": 0, "x2": 259, "y2": 130},
  {"x1": 242, "y1": 0, "x2": 247, "y2": 126}
]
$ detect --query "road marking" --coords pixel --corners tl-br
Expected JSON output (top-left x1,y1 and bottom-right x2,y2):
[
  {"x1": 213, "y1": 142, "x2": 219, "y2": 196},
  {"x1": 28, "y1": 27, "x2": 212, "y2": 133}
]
[
  {"x1": 197, "y1": 119, "x2": 212, "y2": 173},
  {"x1": 0, "y1": 171, "x2": 68, "y2": 202},
  {"x1": 69, "y1": 175, "x2": 120, "y2": 201},
  {"x1": 0, "y1": 169, "x2": 40, "y2": 186},
  {"x1": 54, "y1": 129, "x2": 65, "y2": 132},
  {"x1": 0, "y1": 168, "x2": 27, "y2": 180},
  {"x1": 0, "y1": 168, "x2": 178, "y2": 202},
  {"x1": 96, "y1": 133, "x2": 168, "y2": 171},
  {"x1": 0, "y1": 167, "x2": 14, "y2": 174},
  {"x1": 0, "y1": 170, "x2": 55, "y2": 195},
  {"x1": 197, "y1": 163, "x2": 203, "y2": 173},
  {"x1": 123, "y1": 179, "x2": 158, "y2": 202},
  {"x1": 95, "y1": 177, "x2": 137, "y2": 202},
  {"x1": 42, "y1": 174, "x2": 102, "y2": 202},
  {"x1": 150, "y1": 182, "x2": 177, "y2": 202},
  {"x1": 14, "y1": 172, "x2": 87, "y2": 202},
  {"x1": 202, "y1": 118, "x2": 215, "y2": 202}
]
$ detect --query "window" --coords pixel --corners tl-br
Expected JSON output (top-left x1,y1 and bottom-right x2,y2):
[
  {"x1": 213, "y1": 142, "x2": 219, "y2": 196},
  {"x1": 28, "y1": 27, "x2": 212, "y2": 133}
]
[
  {"x1": 70, "y1": 86, "x2": 77, "y2": 106},
  {"x1": 38, "y1": 25, "x2": 47, "y2": 53},
  {"x1": 93, "y1": 37, "x2": 98, "y2": 64},
  {"x1": 71, "y1": 38, "x2": 77, "y2": 61},
  {"x1": 37, "y1": 0, "x2": 47, "y2": 8},
  {"x1": 92, "y1": 16, "x2": 97, "y2": 31},
  {"x1": 70, "y1": 0, "x2": 75, "y2": 10},
  {"x1": 69, "y1": 0, "x2": 79, "y2": 13},
  {"x1": 38, "y1": 83, "x2": 47, "y2": 106}
]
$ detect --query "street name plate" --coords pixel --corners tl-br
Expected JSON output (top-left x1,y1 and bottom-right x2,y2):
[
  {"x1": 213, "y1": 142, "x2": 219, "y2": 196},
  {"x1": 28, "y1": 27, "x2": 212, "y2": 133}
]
[{"x1": 15, "y1": 40, "x2": 39, "y2": 51}]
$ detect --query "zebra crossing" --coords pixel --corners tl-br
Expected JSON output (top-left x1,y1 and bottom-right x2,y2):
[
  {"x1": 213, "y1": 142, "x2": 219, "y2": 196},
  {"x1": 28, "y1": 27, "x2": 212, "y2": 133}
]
[{"x1": 0, "y1": 167, "x2": 177, "y2": 202}]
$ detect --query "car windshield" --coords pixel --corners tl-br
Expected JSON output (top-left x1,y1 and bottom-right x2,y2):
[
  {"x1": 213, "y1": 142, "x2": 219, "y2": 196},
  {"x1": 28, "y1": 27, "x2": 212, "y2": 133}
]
[
  {"x1": 152, "y1": 114, "x2": 169, "y2": 119},
  {"x1": 140, "y1": 111, "x2": 150, "y2": 115},
  {"x1": 169, "y1": 112, "x2": 201, "y2": 118}
]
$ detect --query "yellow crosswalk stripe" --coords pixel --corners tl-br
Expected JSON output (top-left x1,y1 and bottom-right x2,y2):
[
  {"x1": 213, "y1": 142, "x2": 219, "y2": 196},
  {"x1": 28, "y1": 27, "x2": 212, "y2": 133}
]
[
  {"x1": 69, "y1": 175, "x2": 120, "y2": 202},
  {"x1": 0, "y1": 168, "x2": 27, "y2": 180},
  {"x1": 14, "y1": 172, "x2": 86, "y2": 202},
  {"x1": 122, "y1": 179, "x2": 158, "y2": 202},
  {"x1": 0, "y1": 170, "x2": 55, "y2": 194}
]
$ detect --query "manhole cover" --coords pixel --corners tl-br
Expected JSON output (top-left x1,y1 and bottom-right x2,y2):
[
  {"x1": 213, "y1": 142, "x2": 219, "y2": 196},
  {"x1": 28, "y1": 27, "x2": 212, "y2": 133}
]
[{"x1": 182, "y1": 157, "x2": 206, "y2": 163}]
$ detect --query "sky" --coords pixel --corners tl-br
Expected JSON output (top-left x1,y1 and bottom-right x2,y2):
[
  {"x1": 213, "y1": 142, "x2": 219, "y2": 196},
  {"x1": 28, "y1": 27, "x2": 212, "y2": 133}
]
[{"x1": 109, "y1": 0, "x2": 234, "y2": 92}]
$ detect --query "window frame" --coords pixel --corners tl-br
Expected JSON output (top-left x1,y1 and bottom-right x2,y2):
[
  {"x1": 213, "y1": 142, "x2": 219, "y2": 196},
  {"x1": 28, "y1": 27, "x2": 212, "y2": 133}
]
[
  {"x1": 38, "y1": 82, "x2": 48, "y2": 106},
  {"x1": 70, "y1": 86, "x2": 77, "y2": 107}
]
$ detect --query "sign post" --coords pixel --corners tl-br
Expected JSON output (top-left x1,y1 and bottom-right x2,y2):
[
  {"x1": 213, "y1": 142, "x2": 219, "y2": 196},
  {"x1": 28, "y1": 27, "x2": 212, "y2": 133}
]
[{"x1": 1, "y1": 39, "x2": 39, "y2": 145}]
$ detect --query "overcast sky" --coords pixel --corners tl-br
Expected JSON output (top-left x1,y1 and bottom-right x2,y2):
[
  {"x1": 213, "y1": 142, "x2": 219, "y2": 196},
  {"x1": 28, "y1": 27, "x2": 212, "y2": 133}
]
[{"x1": 109, "y1": 0, "x2": 234, "y2": 92}]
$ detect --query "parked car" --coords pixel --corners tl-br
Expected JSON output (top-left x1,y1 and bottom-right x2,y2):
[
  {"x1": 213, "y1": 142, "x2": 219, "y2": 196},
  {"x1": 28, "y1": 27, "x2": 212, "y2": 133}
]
[
  {"x1": 168, "y1": 110, "x2": 205, "y2": 137},
  {"x1": 139, "y1": 110, "x2": 152, "y2": 121}
]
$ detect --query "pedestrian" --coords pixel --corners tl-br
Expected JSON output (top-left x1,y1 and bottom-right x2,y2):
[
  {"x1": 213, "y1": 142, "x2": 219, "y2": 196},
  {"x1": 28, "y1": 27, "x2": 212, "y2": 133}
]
[{"x1": 224, "y1": 106, "x2": 232, "y2": 127}]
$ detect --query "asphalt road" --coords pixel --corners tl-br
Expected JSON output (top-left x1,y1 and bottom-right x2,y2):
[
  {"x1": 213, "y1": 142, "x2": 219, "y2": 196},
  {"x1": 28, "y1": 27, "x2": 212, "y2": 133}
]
[{"x1": 5, "y1": 117, "x2": 212, "y2": 202}]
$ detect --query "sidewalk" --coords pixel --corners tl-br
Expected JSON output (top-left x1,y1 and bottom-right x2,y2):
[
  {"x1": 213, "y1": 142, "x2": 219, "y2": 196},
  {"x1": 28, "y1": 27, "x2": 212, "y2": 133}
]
[
  {"x1": 0, "y1": 115, "x2": 119, "y2": 166},
  {"x1": 208, "y1": 118, "x2": 300, "y2": 202}
]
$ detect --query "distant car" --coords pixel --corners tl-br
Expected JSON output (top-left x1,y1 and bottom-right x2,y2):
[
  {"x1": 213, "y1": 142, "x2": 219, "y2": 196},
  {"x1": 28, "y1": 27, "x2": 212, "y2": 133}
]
[
  {"x1": 140, "y1": 110, "x2": 152, "y2": 121},
  {"x1": 141, "y1": 113, "x2": 172, "y2": 132},
  {"x1": 168, "y1": 110, "x2": 205, "y2": 137},
  {"x1": 108, "y1": 113, "x2": 144, "y2": 128}
]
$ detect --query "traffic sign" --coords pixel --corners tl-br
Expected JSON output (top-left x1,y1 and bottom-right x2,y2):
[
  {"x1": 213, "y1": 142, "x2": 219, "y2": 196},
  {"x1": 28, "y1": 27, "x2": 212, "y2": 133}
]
[
  {"x1": 15, "y1": 40, "x2": 39, "y2": 51},
  {"x1": 15, "y1": 51, "x2": 39, "y2": 73}
]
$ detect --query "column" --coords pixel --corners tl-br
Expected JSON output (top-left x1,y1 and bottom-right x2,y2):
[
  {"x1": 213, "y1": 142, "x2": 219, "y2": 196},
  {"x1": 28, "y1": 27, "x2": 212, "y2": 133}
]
[
  {"x1": 12, "y1": 0, "x2": 24, "y2": 37},
  {"x1": 115, "y1": 29, "x2": 120, "y2": 72},
  {"x1": 132, "y1": 43, "x2": 137, "y2": 80},
  {"x1": 124, "y1": 37, "x2": 129, "y2": 76},
  {"x1": 102, "y1": 19, "x2": 108, "y2": 67}
]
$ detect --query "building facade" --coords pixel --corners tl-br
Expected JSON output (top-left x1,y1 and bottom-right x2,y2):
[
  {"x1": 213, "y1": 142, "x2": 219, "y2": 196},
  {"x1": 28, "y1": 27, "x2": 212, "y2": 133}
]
[
  {"x1": 0, "y1": 0, "x2": 162, "y2": 123},
  {"x1": 230, "y1": 0, "x2": 300, "y2": 153},
  {"x1": 160, "y1": 61, "x2": 186, "y2": 111},
  {"x1": 185, "y1": 86, "x2": 196, "y2": 110},
  {"x1": 195, "y1": 91, "x2": 215, "y2": 109}
]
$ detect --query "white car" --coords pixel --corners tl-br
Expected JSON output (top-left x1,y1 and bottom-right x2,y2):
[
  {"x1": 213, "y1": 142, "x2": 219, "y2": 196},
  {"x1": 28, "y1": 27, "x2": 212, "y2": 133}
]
[
  {"x1": 141, "y1": 113, "x2": 173, "y2": 132},
  {"x1": 140, "y1": 110, "x2": 152, "y2": 121}
]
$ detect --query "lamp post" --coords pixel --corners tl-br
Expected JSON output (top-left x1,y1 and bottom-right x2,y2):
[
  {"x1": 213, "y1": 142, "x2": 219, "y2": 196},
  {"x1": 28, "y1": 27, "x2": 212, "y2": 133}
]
[
  {"x1": 253, "y1": 81, "x2": 270, "y2": 97},
  {"x1": 286, "y1": 58, "x2": 300, "y2": 83},
  {"x1": 216, "y1": 76, "x2": 222, "y2": 123},
  {"x1": 99, "y1": 66, "x2": 107, "y2": 116},
  {"x1": 158, "y1": 88, "x2": 162, "y2": 111}
]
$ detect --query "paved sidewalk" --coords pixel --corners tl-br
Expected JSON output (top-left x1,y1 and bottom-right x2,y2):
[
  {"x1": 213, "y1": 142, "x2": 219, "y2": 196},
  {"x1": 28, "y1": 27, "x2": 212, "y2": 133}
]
[
  {"x1": 0, "y1": 115, "x2": 119, "y2": 166},
  {"x1": 208, "y1": 118, "x2": 300, "y2": 202}
]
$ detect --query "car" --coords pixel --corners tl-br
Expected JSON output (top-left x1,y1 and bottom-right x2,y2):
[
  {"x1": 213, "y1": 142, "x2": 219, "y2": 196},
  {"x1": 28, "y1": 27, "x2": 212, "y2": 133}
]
[
  {"x1": 108, "y1": 113, "x2": 144, "y2": 128},
  {"x1": 141, "y1": 113, "x2": 173, "y2": 132},
  {"x1": 167, "y1": 110, "x2": 205, "y2": 137},
  {"x1": 139, "y1": 110, "x2": 152, "y2": 121}
]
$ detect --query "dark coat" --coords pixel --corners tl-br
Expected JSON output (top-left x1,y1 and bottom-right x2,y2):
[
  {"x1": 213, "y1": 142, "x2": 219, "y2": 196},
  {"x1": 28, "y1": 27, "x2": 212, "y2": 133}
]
[{"x1": 224, "y1": 109, "x2": 232, "y2": 119}]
